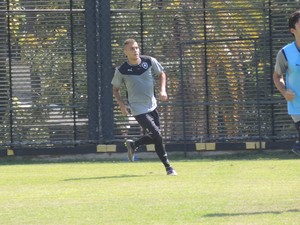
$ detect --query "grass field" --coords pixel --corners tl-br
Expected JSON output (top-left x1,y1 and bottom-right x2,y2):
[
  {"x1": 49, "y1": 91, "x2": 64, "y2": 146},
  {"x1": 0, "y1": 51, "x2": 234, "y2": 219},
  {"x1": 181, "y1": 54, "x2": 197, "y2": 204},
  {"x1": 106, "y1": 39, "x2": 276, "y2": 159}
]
[{"x1": 0, "y1": 151, "x2": 299, "y2": 225}]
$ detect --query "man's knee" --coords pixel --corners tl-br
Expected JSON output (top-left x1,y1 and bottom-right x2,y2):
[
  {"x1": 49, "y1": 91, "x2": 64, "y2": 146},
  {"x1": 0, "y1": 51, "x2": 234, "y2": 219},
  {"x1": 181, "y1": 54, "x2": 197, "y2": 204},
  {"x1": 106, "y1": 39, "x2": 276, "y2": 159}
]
[
  {"x1": 149, "y1": 132, "x2": 162, "y2": 142},
  {"x1": 295, "y1": 121, "x2": 300, "y2": 131}
]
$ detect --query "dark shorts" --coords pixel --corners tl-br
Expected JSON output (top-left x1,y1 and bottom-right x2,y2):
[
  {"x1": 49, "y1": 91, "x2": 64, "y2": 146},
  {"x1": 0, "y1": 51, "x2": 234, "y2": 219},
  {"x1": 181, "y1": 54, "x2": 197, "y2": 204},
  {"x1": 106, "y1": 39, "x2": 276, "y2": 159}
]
[{"x1": 134, "y1": 109, "x2": 160, "y2": 136}]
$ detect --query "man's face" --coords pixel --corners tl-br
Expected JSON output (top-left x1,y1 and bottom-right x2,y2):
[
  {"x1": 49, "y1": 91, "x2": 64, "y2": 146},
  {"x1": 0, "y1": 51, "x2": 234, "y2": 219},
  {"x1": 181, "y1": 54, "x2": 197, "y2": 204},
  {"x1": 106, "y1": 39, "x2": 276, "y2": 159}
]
[
  {"x1": 291, "y1": 19, "x2": 300, "y2": 38},
  {"x1": 124, "y1": 42, "x2": 140, "y2": 61}
]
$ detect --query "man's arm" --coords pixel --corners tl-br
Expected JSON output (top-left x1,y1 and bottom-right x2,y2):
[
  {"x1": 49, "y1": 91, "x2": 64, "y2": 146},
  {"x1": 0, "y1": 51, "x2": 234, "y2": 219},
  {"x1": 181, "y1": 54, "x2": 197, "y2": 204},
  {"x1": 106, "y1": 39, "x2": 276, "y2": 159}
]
[
  {"x1": 273, "y1": 71, "x2": 295, "y2": 101},
  {"x1": 159, "y1": 71, "x2": 168, "y2": 101},
  {"x1": 112, "y1": 86, "x2": 129, "y2": 115}
]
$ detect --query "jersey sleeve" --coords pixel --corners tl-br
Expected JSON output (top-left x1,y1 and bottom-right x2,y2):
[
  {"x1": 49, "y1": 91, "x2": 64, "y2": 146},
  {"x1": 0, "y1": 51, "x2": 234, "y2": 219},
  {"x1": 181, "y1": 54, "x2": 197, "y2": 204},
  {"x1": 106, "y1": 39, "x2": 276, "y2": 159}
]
[
  {"x1": 111, "y1": 68, "x2": 123, "y2": 88},
  {"x1": 150, "y1": 57, "x2": 164, "y2": 76},
  {"x1": 274, "y1": 49, "x2": 288, "y2": 75}
]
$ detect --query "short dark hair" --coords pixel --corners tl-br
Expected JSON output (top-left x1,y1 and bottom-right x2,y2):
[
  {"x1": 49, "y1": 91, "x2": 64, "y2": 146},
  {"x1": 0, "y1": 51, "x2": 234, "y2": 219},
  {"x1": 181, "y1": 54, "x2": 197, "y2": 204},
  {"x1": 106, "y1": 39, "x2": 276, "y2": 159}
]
[
  {"x1": 124, "y1": 39, "x2": 137, "y2": 47},
  {"x1": 289, "y1": 10, "x2": 300, "y2": 29}
]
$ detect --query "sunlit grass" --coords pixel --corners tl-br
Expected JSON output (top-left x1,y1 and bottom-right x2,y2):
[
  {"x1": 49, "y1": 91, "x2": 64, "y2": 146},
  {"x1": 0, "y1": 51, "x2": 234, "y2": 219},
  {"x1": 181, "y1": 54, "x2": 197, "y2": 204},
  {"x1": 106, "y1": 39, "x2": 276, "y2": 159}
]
[{"x1": 0, "y1": 152, "x2": 299, "y2": 225}]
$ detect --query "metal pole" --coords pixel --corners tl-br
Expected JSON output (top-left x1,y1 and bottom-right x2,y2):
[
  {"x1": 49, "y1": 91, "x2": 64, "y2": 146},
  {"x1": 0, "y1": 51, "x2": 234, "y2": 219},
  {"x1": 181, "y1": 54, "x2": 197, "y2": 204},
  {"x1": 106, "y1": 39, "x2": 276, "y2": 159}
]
[
  {"x1": 254, "y1": 40, "x2": 262, "y2": 150},
  {"x1": 69, "y1": 0, "x2": 77, "y2": 144},
  {"x1": 268, "y1": 0, "x2": 275, "y2": 139},
  {"x1": 98, "y1": 0, "x2": 114, "y2": 142},
  {"x1": 179, "y1": 43, "x2": 187, "y2": 156},
  {"x1": 140, "y1": 0, "x2": 144, "y2": 54},
  {"x1": 6, "y1": 0, "x2": 14, "y2": 147},
  {"x1": 203, "y1": 0, "x2": 210, "y2": 139},
  {"x1": 85, "y1": 0, "x2": 99, "y2": 142}
]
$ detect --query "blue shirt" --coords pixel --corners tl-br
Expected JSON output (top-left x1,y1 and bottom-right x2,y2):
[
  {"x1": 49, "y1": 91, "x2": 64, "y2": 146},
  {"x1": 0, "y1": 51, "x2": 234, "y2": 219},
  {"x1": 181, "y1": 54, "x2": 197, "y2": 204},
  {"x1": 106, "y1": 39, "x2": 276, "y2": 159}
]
[{"x1": 282, "y1": 42, "x2": 300, "y2": 114}]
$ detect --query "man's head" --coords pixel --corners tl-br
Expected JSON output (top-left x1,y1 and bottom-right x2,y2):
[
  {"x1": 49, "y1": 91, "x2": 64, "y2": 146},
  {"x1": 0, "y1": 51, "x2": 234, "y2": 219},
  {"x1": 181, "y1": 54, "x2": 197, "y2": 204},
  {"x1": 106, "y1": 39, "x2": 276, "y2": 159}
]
[
  {"x1": 289, "y1": 10, "x2": 300, "y2": 37},
  {"x1": 123, "y1": 39, "x2": 140, "y2": 63}
]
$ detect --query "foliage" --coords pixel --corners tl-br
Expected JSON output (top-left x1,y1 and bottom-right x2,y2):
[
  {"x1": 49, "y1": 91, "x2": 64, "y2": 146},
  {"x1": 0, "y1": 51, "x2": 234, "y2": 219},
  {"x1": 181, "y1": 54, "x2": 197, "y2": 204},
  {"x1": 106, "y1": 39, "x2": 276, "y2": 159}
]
[
  {"x1": 110, "y1": 0, "x2": 298, "y2": 142},
  {"x1": 6, "y1": 0, "x2": 87, "y2": 145}
]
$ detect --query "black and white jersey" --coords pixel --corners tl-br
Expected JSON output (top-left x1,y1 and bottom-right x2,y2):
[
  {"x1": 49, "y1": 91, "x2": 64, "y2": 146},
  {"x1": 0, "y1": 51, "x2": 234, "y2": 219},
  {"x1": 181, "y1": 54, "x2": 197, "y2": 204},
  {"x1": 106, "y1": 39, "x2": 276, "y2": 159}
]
[{"x1": 111, "y1": 55, "x2": 164, "y2": 116}]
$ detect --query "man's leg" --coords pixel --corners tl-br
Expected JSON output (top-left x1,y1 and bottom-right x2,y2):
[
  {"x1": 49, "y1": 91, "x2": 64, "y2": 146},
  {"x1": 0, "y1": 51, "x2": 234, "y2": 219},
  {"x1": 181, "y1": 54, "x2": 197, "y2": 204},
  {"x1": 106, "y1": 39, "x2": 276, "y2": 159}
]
[
  {"x1": 292, "y1": 120, "x2": 300, "y2": 156},
  {"x1": 134, "y1": 110, "x2": 175, "y2": 173}
]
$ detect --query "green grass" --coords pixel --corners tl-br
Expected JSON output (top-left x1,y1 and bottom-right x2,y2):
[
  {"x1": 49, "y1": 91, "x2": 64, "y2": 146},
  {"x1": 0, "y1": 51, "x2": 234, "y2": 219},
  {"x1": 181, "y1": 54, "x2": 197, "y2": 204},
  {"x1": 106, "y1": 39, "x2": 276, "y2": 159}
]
[{"x1": 0, "y1": 151, "x2": 300, "y2": 225}]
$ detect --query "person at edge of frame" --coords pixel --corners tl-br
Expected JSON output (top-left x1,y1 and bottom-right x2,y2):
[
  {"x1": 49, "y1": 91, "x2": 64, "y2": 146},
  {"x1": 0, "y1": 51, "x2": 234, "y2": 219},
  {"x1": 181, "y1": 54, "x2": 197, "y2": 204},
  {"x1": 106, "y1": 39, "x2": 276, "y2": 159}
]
[
  {"x1": 111, "y1": 38, "x2": 177, "y2": 176},
  {"x1": 273, "y1": 9, "x2": 300, "y2": 156}
]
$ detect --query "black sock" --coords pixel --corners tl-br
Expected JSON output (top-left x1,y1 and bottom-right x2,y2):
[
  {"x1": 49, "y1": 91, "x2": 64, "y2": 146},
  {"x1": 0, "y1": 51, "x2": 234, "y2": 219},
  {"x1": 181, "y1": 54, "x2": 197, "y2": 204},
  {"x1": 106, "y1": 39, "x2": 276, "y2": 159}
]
[{"x1": 295, "y1": 121, "x2": 300, "y2": 142}]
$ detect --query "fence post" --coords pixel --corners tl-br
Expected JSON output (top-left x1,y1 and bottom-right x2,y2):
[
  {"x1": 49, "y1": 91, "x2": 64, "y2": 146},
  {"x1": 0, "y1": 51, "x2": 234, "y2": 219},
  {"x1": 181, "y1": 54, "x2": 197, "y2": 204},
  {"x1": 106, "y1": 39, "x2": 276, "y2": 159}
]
[
  {"x1": 85, "y1": 0, "x2": 100, "y2": 142},
  {"x1": 98, "y1": 0, "x2": 114, "y2": 142},
  {"x1": 86, "y1": 0, "x2": 114, "y2": 143}
]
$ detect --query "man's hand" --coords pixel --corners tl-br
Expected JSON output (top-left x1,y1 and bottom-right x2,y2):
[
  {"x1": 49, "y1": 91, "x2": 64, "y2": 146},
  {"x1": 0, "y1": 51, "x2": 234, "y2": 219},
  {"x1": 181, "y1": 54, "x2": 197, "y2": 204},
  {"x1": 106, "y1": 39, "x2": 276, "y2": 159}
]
[
  {"x1": 159, "y1": 91, "x2": 168, "y2": 101},
  {"x1": 159, "y1": 71, "x2": 168, "y2": 102},
  {"x1": 284, "y1": 89, "x2": 295, "y2": 101},
  {"x1": 112, "y1": 86, "x2": 130, "y2": 115},
  {"x1": 119, "y1": 103, "x2": 130, "y2": 116}
]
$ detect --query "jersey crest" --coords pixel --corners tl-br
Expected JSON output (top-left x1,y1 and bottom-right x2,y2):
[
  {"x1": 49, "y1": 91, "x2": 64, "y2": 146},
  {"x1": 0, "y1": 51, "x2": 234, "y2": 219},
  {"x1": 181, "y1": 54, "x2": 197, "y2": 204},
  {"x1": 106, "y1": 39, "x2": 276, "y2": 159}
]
[{"x1": 118, "y1": 56, "x2": 152, "y2": 75}]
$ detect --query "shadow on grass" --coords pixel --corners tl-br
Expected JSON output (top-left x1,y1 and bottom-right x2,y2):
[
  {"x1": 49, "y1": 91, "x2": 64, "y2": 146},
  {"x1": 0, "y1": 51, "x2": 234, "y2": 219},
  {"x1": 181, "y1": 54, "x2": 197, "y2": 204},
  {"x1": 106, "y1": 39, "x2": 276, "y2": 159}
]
[
  {"x1": 203, "y1": 209, "x2": 300, "y2": 217},
  {"x1": 0, "y1": 150, "x2": 299, "y2": 165},
  {"x1": 179, "y1": 150, "x2": 300, "y2": 161},
  {"x1": 64, "y1": 174, "x2": 145, "y2": 181}
]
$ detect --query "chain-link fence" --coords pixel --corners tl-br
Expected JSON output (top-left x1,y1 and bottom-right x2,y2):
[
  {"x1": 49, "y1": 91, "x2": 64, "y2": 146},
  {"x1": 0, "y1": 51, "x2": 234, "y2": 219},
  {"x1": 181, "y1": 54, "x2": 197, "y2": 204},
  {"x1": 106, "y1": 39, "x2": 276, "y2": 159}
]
[
  {"x1": 1, "y1": 0, "x2": 89, "y2": 149},
  {"x1": 110, "y1": 0, "x2": 298, "y2": 146},
  {"x1": 0, "y1": 0, "x2": 299, "y2": 152}
]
